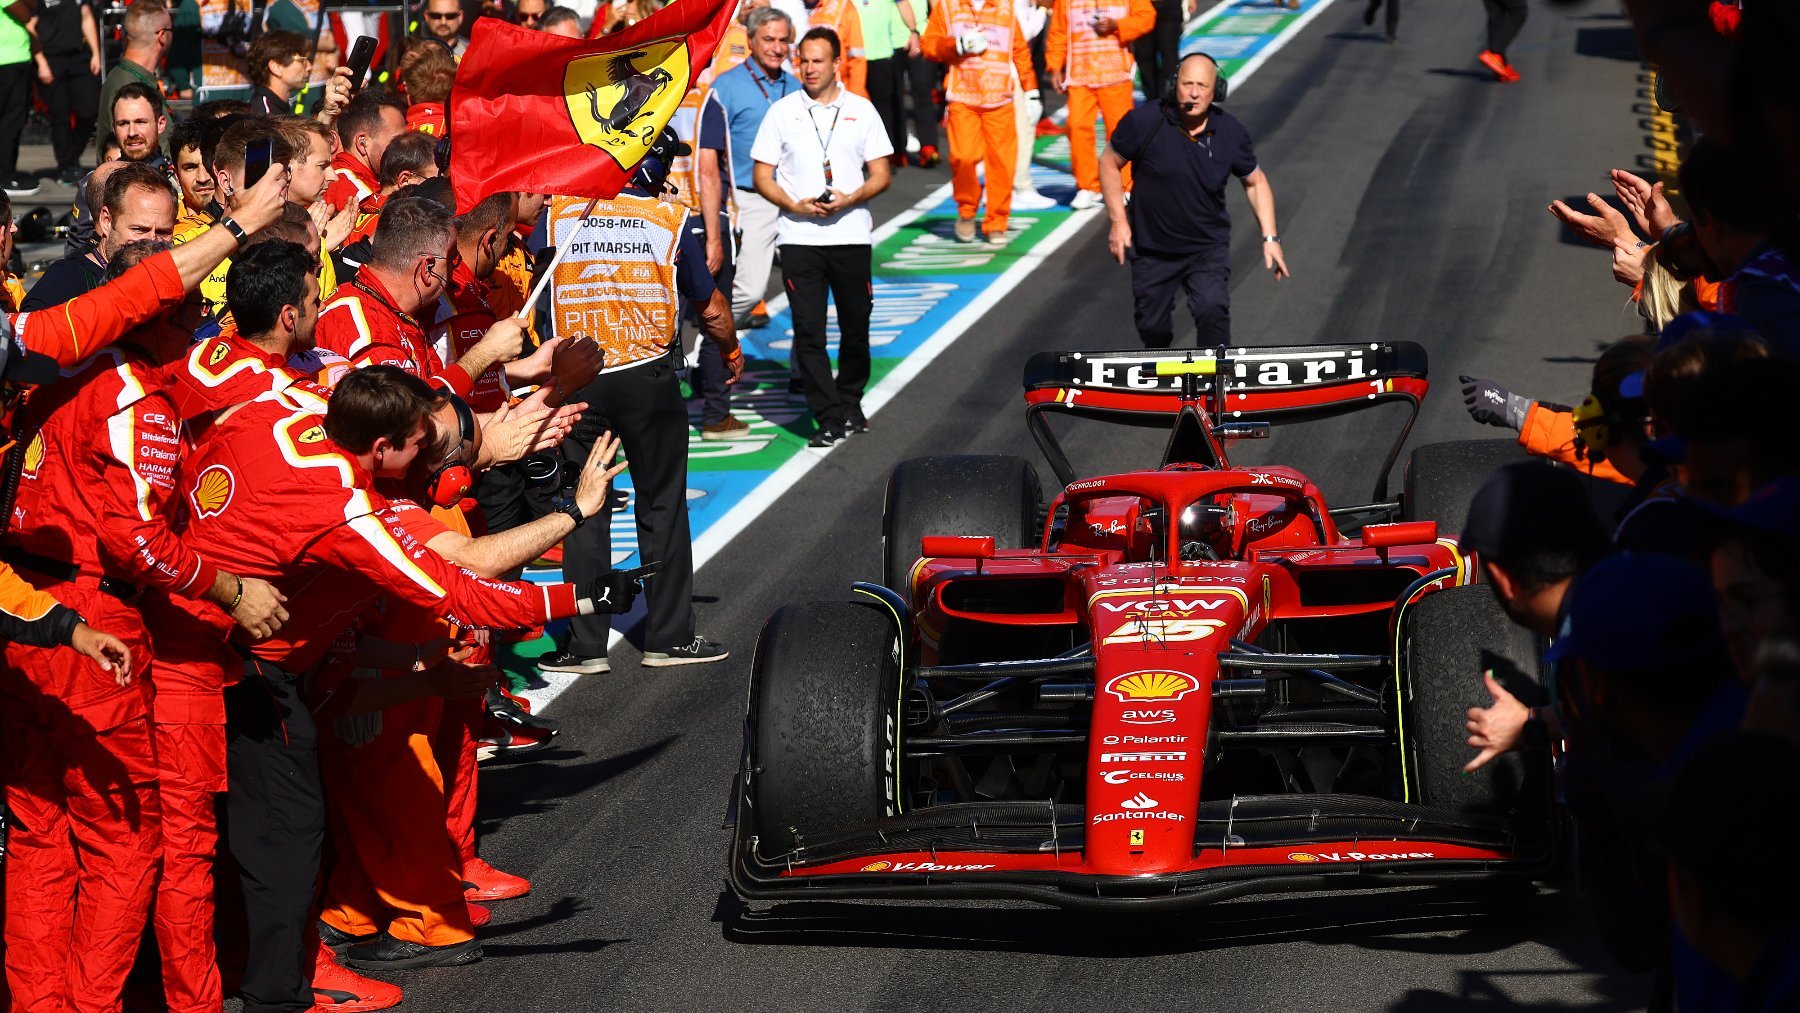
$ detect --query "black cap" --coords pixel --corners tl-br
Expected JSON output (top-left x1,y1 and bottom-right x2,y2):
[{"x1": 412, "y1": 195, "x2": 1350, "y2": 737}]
[{"x1": 1460, "y1": 461, "x2": 1609, "y2": 567}]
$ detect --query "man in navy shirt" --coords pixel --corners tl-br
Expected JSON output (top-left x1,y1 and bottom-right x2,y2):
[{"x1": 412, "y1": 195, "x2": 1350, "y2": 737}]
[
  {"x1": 708, "y1": 6, "x2": 801, "y2": 329},
  {"x1": 1099, "y1": 53, "x2": 1288, "y2": 348}
]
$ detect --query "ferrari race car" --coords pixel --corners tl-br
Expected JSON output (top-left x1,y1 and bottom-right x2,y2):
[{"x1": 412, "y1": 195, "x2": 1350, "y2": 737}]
[{"x1": 729, "y1": 343, "x2": 1554, "y2": 910}]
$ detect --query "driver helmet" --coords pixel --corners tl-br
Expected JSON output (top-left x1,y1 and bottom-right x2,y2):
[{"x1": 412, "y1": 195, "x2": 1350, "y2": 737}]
[{"x1": 1178, "y1": 496, "x2": 1235, "y2": 561}]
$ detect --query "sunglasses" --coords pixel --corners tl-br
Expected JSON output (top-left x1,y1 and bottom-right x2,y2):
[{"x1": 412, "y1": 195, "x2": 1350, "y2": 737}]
[
  {"x1": 518, "y1": 9, "x2": 544, "y2": 20},
  {"x1": 425, "y1": 10, "x2": 461, "y2": 18}
]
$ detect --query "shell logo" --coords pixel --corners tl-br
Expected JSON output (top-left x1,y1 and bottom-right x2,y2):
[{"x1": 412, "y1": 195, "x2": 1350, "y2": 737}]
[
  {"x1": 191, "y1": 465, "x2": 235, "y2": 519},
  {"x1": 298, "y1": 425, "x2": 326, "y2": 444},
  {"x1": 1104, "y1": 670, "x2": 1200, "y2": 703},
  {"x1": 21, "y1": 433, "x2": 44, "y2": 478},
  {"x1": 1287, "y1": 852, "x2": 1318, "y2": 863},
  {"x1": 860, "y1": 861, "x2": 892, "y2": 872}
]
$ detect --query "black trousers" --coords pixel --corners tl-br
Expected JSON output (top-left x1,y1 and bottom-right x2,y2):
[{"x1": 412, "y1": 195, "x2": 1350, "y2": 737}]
[
  {"x1": 561, "y1": 356, "x2": 695, "y2": 656},
  {"x1": 473, "y1": 459, "x2": 557, "y2": 549},
  {"x1": 905, "y1": 51, "x2": 940, "y2": 150},
  {"x1": 0, "y1": 61, "x2": 30, "y2": 176},
  {"x1": 1134, "y1": 0, "x2": 1183, "y2": 103},
  {"x1": 1482, "y1": 0, "x2": 1528, "y2": 56},
  {"x1": 41, "y1": 53, "x2": 98, "y2": 171},
  {"x1": 866, "y1": 55, "x2": 907, "y2": 158},
  {"x1": 1130, "y1": 244, "x2": 1231, "y2": 348},
  {"x1": 687, "y1": 214, "x2": 737, "y2": 427},
  {"x1": 1367, "y1": 0, "x2": 1399, "y2": 37},
  {"x1": 225, "y1": 658, "x2": 324, "y2": 1013},
  {"x1": 781, "y1": 243, "x2": 872, "y2": 429}
]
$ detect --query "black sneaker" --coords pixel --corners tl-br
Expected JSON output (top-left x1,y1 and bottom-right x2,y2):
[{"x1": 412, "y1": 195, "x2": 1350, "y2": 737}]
[
  {"x1": 807, "y1": 424, "x2": 846, "y2": 448},
  {"x1": 55, "y1": 166, "x2": 83, "y2": 187},
  {"x1": 641, "y1": 636, "x2": 730, "y2": 668},
  {"x1": 485, "y1": 686, "x2": 559, "y2": 733},
  {"x1": 535, "y1": 650, "x2": 609, "y2": 675},
  {"x1": 2, "y1": 174, "x2": 39, "y2": 197},
  {"x1": 345, "y1": 933, "x2": 482, "y2": 971},
  {"x1": 847, "y1": 407, "x2": 869, "y2": 434},
  {"x1": 318, "y1": 919, "x2": 378, "y2": 951}
]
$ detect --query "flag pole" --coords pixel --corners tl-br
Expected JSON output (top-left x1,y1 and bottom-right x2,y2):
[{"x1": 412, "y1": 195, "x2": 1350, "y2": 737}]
[{"x1": 517, "y1": 195, "x2": 603, "y2": 320}]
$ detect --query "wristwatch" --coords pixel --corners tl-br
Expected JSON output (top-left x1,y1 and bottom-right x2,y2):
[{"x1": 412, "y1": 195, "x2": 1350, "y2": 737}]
[
  {"x1": 219, "y1": 216, "x2": 250, "y2": 248},
  {"x1": 552, "y1": 495, "x2": 588, "y2": 528},
  {"x1": 1263, "y1": 234, "x2": 1281, "y2": 243},
  {"x1": 553, "y1": 496, "x2": 588, "y2": 528}
]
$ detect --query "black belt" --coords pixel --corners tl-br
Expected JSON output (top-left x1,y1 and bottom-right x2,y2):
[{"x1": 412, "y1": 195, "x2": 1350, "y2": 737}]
[{"x1": 0, "y1": 547, "x2": 139, "y2": 602}]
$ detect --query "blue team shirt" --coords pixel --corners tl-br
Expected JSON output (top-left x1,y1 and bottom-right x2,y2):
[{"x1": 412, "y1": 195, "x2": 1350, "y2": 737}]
[{"x1": 708, "y1": 60, "x2": 802, "y2": 191}]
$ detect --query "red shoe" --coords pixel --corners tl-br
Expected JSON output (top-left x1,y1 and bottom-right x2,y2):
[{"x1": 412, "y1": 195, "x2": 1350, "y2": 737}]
[
  {"x1": 1035, "y1": 117, "x2": 1064, "y2": 137},
  {"x1": 463, "y1": 856, "x2": 532, "y2": 901},
  {"x1": 916, "y1": 145, "x2": 940, "y2": 168},
  {"x1": 310, "y1": 948, "x2": 403, "y2": 1012},
  {"x1": 468, "y1": 901, "x2": 492, "y2": 928},
  {"x1": 889, "y1": 153, "x2": 905, "y2": 170},
  {"x1": 1499, "y1": 59, "x2": 1521, "y2": 83},
  {"x1": 1477, "y1": 50, "x2": 1513, "y2": 81}
]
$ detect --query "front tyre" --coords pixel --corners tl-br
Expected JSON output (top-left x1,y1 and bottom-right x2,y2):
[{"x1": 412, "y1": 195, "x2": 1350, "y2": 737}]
[{"x1": 748, "y1": 601, "x2": 903, "y2": 853}]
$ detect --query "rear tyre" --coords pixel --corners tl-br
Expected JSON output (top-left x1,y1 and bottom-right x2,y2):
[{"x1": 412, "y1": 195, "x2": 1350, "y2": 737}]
[
  {"x1": 882, "y1": 455, "x2": 1041, "y2": 604},
  {"x1": 749, "y1": 601, "x2": 903, "y2": 852},
  {"x1": 1400, "y1": 439, "x2": 1528, "y2": 539},
  {"x1": 1400, "y1": 584, "x2": 1548, "y2": 817}
]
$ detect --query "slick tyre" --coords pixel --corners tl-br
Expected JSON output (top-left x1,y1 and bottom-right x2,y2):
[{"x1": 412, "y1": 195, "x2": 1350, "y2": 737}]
[
  {"x1": 1400, "y1": 584, "x2": 1548, "y2": 818},
  {"x1": 1401, "y1": 439, "x2": 1528, "y2": 540},
  {"x1": 750, "y1": 601, "x2": 903, "y2": 852},
  {"x1": 882, "y1": 455, "x2": 1041, "y2": 605}
]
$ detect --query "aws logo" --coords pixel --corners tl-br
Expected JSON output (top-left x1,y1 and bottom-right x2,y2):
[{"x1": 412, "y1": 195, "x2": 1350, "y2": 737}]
[
  {"x1": 190, "y1": 465, "x2": 235, "y2": 519},
  {"x1": 564, "y1": 39, "x2": 690, "y2": 168}
]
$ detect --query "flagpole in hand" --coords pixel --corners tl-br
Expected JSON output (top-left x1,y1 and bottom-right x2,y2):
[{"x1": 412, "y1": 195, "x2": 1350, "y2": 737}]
[{"x1": 518, "y1": 195, "x2": 603, "y2": 321}]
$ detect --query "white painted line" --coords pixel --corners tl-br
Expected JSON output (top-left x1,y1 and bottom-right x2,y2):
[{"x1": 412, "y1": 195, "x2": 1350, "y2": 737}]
[{"x1": 521, "y1": 0, "x2": 1336, "y2": 712}]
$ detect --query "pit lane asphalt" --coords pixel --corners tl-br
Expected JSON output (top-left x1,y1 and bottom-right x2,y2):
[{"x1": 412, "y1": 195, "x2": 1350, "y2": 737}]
[{"x1": 399, "y1": 3, "x2": 1660, "y2": 1008}]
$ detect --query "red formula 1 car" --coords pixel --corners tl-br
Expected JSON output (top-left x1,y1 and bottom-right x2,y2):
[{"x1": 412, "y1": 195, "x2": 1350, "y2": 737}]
[{"x1": 729, "y1": 343, "x2": 1552, "y2": 910}]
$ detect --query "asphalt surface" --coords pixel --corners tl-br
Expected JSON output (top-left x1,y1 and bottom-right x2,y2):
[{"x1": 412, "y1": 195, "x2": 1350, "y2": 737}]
[{"x1": 399, "y1": 2, "x2": 1661, "y2": 1008}]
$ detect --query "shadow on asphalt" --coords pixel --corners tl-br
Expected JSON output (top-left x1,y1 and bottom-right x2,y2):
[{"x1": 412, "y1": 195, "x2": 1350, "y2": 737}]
[
  {"x1": 715, "y1": 882, "x2": 1649, "y2": 1006},
  {"x1": 477, "y1": 737, "x2": 679, "y2": 828}
]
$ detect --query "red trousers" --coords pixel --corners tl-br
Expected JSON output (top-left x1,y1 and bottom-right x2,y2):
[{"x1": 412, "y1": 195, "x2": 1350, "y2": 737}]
[
  {"x1": 150, "y1": 719, "x2": 227, "y2": 1013},
  {"x1": 1066, "y1": 81, "x2": 1135, "y2": 193},
  {"x1": 1, "y1": 588, "x2": 158, "y2": 1013},
  {"x1": 946, "y1": 102, "x2": 1019, "y2": 235}
]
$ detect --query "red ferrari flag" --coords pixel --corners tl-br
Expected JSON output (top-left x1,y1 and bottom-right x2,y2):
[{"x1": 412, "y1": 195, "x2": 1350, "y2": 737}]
[{"x1": 449, "y1": 0, "x2": 737, "y2": 212}]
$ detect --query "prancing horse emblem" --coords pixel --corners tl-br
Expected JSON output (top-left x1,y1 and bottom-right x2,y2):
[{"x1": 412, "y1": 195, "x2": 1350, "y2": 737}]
[{"x1": 564, "y1": 39, "x2": 690, "y2": 168}]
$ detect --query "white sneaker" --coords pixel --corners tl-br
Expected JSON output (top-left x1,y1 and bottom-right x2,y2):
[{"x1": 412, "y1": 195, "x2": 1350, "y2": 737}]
[
  {"x1": 1070, "y1": 189, "x2": 1103, "y2": 211},
  {"x1": 1011, "y1": 189, "x2": 1058, "y2": 211}
]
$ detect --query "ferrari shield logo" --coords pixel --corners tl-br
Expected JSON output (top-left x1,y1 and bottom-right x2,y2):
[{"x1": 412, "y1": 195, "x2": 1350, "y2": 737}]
[
  {"x1": 208, "y1": 342, "x2": 229, "y2": 367},
  {"x1": 298, "y1": 425, "x2": 326, "y2": 444},
  {"x1": 564, "y1": 39, "x2": 690, "y2": 168}
]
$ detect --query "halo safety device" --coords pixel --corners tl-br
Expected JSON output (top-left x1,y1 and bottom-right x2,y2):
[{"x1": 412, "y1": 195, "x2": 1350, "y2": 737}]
[{"x1": 425, "y1": 394, "x2": 477, "y2": 508}]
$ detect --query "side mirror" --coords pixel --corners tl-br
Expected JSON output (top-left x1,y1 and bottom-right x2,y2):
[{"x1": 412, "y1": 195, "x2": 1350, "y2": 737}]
[
  {"x1": 1361, "y1": 521, "x2": 1437, "y2": 548},
  {"x1": 920, "y1": 535, "x2": 996, "y2": 559}
]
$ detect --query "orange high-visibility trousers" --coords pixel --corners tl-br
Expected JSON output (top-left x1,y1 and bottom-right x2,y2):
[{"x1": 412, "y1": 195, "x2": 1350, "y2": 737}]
[
  {"x1": 318, "y1": 692, "x2": 475, "y2": 947},
  {"x1": 946, "y1": 102, "x2": 1018, "y2": 237},
  {"x1": 1068, "y1": 81, "x2": 1136, "y2": 193}
]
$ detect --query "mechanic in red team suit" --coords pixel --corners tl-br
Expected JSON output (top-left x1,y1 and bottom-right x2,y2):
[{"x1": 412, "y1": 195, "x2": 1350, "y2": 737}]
[
  {"x1": 315, "y1": 195, "x2": 527, "y2": 398},
  {"x1": 177, "y1": 366, "x2": 638, "y2": 1009},
  {"x1": 323, "y1": 89, "x2": 408, "y2": 216},
  {"x1": 0, "y1": 173, "x2": 290, "y2": 1013}
]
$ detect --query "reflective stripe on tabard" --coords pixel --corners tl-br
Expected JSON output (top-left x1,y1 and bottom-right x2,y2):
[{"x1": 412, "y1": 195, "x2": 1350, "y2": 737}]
[{"x1": 547, "y1": 194, "x2": 689, "y2": 373}]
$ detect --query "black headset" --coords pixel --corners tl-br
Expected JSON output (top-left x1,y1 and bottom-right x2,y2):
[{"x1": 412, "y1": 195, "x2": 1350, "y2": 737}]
[{"x1": 1163, "y1": 51, "x2": 1228, "y2": 108}]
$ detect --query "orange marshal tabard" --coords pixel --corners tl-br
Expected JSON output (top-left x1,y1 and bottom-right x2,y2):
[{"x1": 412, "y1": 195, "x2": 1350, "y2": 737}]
[{"x1": 546, "y1": 193, "x2": 690, "y2": 372}]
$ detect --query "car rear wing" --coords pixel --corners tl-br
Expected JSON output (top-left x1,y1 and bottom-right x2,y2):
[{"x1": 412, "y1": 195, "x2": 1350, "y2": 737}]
[{"x1": 1021, "y1": 343, "x2": 1430, "y2": 497}]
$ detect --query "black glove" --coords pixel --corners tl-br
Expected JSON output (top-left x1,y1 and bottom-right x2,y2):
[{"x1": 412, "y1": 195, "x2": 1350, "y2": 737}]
[
  {"x1": 1459, "y1": 375, "x2": 1530, "y2": 431},
  {"x1": 577, "y1": 562, "x2": 660, "y2": 615}
]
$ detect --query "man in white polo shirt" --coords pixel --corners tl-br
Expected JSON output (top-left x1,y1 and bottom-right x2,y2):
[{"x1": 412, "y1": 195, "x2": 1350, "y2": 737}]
[{"x1": 751, "y1": 25, "x2": 894, "y2": 448}]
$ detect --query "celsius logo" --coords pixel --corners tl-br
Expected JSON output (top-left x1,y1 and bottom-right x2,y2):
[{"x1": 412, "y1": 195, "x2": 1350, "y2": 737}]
[
  {"x1": 1099, "y1": 751, "x2": 1186, "y2": 763},
  {"x1": 1101, "y1": 770, "x2": 1184, "y2": 785}
]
